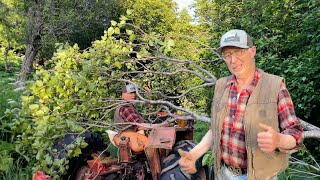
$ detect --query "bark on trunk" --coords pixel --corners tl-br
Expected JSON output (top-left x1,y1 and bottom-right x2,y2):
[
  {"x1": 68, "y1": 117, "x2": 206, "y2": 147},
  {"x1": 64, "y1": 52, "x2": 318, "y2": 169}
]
[
  {"x1": 16, "y1": 34, "x2": 41, "y2": 88},
  {"x1": 3, "y1": 47, "x2": 9, "y2": 71},
  {"x1": 3, "y1": 35, "x2": 11, "y2": 71},
  {"x1": 15, "y1": 0, "x2": 43, "y2": 88}
]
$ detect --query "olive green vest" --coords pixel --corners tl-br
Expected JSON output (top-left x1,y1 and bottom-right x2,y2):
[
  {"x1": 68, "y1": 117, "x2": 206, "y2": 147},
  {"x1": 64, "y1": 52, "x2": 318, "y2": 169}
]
[{"x1": 211, "y1": 70, "x2": 289, "y2": 180}]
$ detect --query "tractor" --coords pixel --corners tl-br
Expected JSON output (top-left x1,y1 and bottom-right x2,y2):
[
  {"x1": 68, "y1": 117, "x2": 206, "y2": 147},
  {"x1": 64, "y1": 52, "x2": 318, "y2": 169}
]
[{"x1": 33, "y1": 118, "x2": 212, "y2": 180}]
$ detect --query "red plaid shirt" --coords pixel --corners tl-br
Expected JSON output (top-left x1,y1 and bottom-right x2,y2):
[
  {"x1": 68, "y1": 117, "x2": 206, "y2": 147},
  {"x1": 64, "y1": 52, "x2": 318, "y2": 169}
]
[
  {"x1": 221, "y1": 69, "x2": 304, "y2": 168},
  {"x1": 119, "y1": 105, "x2": 144, "y2": 123}
]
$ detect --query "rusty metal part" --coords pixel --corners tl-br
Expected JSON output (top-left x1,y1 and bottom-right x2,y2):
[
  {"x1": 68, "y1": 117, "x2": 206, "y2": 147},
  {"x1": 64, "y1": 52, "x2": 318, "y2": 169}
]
[
  {"x1": 144, "y1": 127, "x2": 176, "y2": 180},
  {"x1": 118, "y1": 136, "x2": 132, "y2": 163},
  {"x1": 113, "y1": 131, "x2": 148, "y2": 153}
]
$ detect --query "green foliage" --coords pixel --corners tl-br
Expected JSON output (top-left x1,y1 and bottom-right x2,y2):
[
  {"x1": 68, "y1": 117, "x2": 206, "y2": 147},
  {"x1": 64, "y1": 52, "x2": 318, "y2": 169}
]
[
  {"x1": 11, "y1": 10, "x2": 212, "y2": 177},
  {"x1": 0, "y1": 141, "x2": 14, "y2": 172},
  {"x1": 194, "y1": 121, "x2": 209, "y2": 143},
  {"x1": 38, "y1": 0, "x2": 122, "y2": 60},
  {"x1": 202, "y1": 150, "x2": 214, "y2": 167},
  {"x1": 279, "y1": 146, "x2": 320, "y2": 180},
  {"x1": 0, "y1": 159, "x2": 32, "y2": 180},
  {"x1": 119, "y1": 0, "x2": 178, "y2": 34},
  {"x1": 195, "y1": 0, "x2": 320, "y2": 121},
  {"x1": 0, "y1": 59, "x2": 22, "y2": 172},
  {"x1": 0, "y1": 0, "x2": 26, "y2": 51}
]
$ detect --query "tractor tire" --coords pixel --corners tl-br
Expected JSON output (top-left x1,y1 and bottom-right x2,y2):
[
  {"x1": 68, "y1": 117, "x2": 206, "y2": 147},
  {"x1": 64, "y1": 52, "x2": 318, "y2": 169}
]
[
  {"x1": 159, "y1": 140, "x2": 212, "y2": 180},
  {"x1": 51, "y1": 131, "x2": 107, "y2": 180}
]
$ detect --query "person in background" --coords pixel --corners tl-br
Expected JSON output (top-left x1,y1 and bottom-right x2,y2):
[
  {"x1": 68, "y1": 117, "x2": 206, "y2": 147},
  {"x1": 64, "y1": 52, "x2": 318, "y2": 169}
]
[
  {"x1": 114, "y1": 84, "x2": 144, "y2": 128},
  {"x1": 178, "y1": 29, "x2": 304, "y2": 180}
]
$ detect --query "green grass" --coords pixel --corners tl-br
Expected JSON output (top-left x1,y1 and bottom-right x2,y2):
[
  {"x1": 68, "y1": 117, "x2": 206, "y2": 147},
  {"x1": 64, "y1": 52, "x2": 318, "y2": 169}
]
[
  {"x1": 0, "y1": 62, "x2": 25, "y2": 175},
  {"x1": 0, "y1": 160, "x2": 32, "y2": 180},
  {"x1": 0, "y1": 69, "x2": 20, "y2": 118}
]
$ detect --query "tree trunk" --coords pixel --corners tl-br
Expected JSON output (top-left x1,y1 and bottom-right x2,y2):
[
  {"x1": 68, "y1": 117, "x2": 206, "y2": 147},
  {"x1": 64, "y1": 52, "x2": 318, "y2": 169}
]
[
  {"x1": 15, "y1": 0, "x2": 43, "y2": 88},
  {"x1": 16, "y1": 34, "x2": 41, "y2": 88},
  {"x1": 3, "y1": 33, "x2": 11, "y2": 71},
  {"x1": 3, "y1": 47, "x2": 9, "y2": 71}
]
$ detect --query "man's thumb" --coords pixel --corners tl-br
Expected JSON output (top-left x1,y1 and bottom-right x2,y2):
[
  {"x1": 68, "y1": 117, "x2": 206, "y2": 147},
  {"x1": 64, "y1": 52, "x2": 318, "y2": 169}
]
[{"x1": 178, "y1": 149, "x2": 188, "y2": 158}]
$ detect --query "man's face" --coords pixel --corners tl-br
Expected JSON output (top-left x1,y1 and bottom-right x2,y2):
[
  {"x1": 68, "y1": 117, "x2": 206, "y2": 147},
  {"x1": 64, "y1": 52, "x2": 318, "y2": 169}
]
[
  {"x1": 122, "y1": 92, "x2": 136, "y2": 100},
  {"x1": 222, "y1": 46, "x2": 256, "y2": 79}
]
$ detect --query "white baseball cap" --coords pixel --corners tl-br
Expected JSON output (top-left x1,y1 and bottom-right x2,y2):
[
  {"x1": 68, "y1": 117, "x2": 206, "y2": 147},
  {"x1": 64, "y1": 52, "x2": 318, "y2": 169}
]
[
  {"x1": 122, "y1": 84, "x2": 136, "y2": 93},
  {"x1": 217, "y1": 29, "x2": 253, "y2": 52}
]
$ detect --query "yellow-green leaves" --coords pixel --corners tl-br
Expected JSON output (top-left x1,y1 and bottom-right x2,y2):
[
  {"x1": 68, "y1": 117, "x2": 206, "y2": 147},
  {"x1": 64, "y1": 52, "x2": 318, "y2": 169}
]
[
  {"x1": 115, "y1": 61, "x2": 122, "y2": 69},
  {"x1": 126, "y1": 29, "x2": 133, "y2": 35},
  {"x1": 29, "y1": 104, "x2": 39, "y2": 112},
  {"x1": 126, "y1": 9, "x2": 133, "y2": 16},
  {"x1": 114, "y1": 27, "x2": 120, "y2": 34},
  {"x1": 164, "y1": 38, "x2": 175, "y2": 54},
  {"x1": 107, "y1": 27, "x2": 115, "y2": 36},
  {"x1": 111, "y1": 20, "x2": 117, "y2": 26}
]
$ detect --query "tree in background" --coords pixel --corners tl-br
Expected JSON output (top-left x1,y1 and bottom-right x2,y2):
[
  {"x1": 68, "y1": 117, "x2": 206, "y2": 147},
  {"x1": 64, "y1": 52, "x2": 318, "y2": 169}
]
[
  {"x1": 194, "y1": 0, "x2": 320, "y2": 126},
  {"x1": 0, "y1": 0, "x2": 26, "y2": 71},
  {"x1": 16, "y1": 0, "x2": 121, "y2": 87},
  {"x1": 119, "y1": 0, "x2": 178, "y2": 34}
]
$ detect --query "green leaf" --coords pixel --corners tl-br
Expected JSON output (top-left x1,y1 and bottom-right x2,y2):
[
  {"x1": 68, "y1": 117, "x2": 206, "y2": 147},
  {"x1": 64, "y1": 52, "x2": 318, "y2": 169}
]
[
  {"x1": 129, "y1": 34, "x2": 136, "y2": 41},
  {"x1": 114, "y1": 27, "x2": 120, "y2": 34},
  {"x1": 29, "y1": 104, "x2": 40, "y2": 111},
  {"x1": 35, "y1": 80, "x2": 43, "y2": 87},
  {"x1": 107, "y1": 27, "x2": 114, "y2": 36},
  {"x1": 111, "y1": 20, "x2": 117, "y2": 26},
  {"x1": 80, "y1": 141, "x2": 88, "y2": 148},
  {"x1": 126, "y1": 9, "x2": 133, "y2": 15},
  {"x1": 126, "y1": 29, "x2": 133, "y2": 35},
  {"x1": 167, "y1": 39, "x2": 175, "y2": 47},
  {"x1": 115, "y1": 61, "x2": 122, "y2": 69},
  {"x1": 148, "y1": 40, "x2": 154, "y2": 46},
  {"x1": 35, "y1": 110, "x2": 45, "y2": 117},
  {"x1": 73, "y1": 147, "x2": 82, "y2": 157}
]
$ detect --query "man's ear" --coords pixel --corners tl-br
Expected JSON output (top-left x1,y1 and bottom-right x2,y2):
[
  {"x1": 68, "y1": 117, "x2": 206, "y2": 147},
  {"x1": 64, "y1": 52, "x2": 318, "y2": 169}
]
[{"x1": 250, "y1": 46, "x2": 256, "y2": 58}]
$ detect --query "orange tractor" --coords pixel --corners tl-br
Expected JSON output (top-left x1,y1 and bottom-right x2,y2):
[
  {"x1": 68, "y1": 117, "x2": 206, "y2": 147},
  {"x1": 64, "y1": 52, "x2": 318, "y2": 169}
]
[{"x1": 33, "y1": 119, "x2": 212, "y2": 180}]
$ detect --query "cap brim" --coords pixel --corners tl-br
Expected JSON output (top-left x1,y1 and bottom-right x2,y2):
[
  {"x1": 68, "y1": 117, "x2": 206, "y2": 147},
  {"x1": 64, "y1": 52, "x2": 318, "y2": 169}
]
[{"x1": 217, "y1": 44, "x2": 250, "y2": 52}]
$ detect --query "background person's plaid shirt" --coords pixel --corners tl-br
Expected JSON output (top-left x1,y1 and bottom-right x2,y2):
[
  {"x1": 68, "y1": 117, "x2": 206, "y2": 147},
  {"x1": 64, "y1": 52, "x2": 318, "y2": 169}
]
[
  {"x1": 221, "y1": 68, "x2": 304, "y2": 168},
  {"x1": 119, "y1": 105, "x2": 144, "y2": 123}
]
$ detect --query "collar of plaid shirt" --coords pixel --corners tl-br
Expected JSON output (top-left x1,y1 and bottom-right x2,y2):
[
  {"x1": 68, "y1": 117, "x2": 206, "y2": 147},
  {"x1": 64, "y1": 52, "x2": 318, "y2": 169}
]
[{"x1": 221, "y1": 68, "x2": 261, "y2": 168}]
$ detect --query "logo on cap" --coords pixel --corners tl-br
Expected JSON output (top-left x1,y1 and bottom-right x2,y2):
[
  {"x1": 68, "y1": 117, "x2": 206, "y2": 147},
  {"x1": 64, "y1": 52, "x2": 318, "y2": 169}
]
[{"x1": 223, "y1": 33, "x2": 240, "y2": 43}]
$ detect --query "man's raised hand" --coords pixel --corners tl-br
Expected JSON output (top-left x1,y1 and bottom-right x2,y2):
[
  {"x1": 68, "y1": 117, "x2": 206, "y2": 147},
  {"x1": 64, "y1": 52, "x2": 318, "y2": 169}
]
[
  {"x1": 257, "y1": 123, "x2": 281, "y2": 153},
  {"x1": 178, "y1": 149, "x2": 197, "y2": 174}
]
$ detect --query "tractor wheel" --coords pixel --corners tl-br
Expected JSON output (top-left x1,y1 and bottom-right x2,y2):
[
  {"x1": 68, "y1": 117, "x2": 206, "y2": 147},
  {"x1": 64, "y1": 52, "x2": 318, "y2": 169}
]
[
  {"x1": 160, "y1": 140, "x2": 212, "y2": 180},
  {"x1": 51, "y1": 131, "x2": 107, "y2": 180},
  {"x1": 74, "y1": 166, "x2": 91, "y2": 180}
]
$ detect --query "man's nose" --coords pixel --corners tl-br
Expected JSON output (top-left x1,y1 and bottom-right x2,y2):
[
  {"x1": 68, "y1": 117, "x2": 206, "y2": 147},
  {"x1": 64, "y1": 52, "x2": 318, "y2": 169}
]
[{"x1": 229, "y1": 54, "x2": 239, "y2": 63}]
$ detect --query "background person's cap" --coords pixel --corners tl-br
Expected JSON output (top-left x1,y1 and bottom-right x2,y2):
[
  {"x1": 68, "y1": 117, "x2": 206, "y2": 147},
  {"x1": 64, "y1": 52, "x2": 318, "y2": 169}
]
[
  {"x1": 122, "y1": 84, "x2": 136, "y2": 93},
  {"x1": 217, "y1": 29, "x2": 253, "y2": 52}
]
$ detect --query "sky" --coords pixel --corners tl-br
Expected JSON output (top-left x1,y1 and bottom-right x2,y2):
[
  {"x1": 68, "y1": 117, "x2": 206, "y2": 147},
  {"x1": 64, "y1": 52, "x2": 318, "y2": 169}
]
[{"x1": 174, "y1": 0, "x2": 195, "y2": 17}]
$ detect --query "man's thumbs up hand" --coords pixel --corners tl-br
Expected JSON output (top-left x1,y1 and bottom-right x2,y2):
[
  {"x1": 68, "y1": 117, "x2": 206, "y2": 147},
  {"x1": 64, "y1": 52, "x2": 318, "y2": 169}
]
[
  {"x1": 178, "y1": 149, "x2": 197, "y2": 174},
  {"x1": 257, "y1": 123, "x2": 280, "y2": 153}
]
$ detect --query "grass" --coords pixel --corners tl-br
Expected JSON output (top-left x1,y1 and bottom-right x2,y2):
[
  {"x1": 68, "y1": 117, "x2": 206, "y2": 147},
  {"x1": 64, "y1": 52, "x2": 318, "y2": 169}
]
[
  {"x1": 0, "y1": 160, "x2": 32, "y2": 180},
  {"x1": 0, "y1": 62, "x2": 26, "y2": 176},
  {"x1": 0, "y1": 65, "x2": 21, "y2": 118}
]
